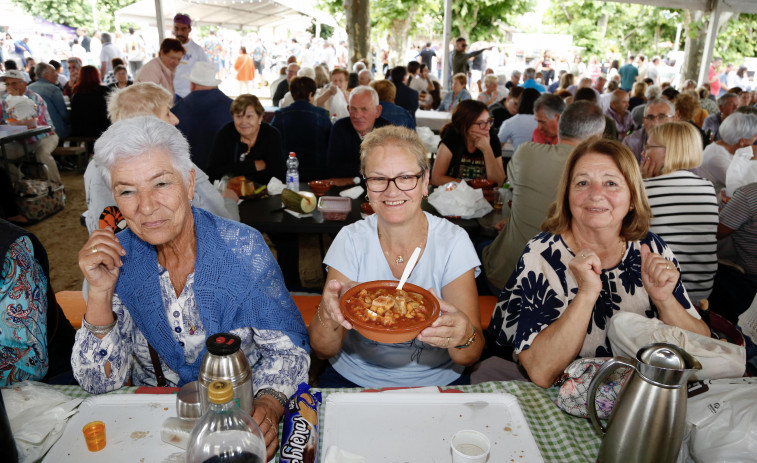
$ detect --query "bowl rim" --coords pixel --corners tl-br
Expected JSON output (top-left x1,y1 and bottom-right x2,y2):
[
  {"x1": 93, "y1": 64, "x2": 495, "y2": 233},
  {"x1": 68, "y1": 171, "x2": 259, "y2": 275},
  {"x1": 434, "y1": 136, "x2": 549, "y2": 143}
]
[{"x1": 340, "y1": 280, "x2": 440, "y2": 342}]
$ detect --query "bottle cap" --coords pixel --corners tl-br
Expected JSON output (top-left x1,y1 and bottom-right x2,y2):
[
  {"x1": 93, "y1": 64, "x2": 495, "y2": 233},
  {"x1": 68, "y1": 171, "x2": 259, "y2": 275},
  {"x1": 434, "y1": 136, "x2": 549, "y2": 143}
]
[
  {"x1": 206, "y1": 332, "x2": 241, "y2": 355},
  {"x1": 289, "y1": 152, "x2": 296, "y2": 157},
  {"x1": 208, "y1": 380, "x2": 234, "y2": 404}
]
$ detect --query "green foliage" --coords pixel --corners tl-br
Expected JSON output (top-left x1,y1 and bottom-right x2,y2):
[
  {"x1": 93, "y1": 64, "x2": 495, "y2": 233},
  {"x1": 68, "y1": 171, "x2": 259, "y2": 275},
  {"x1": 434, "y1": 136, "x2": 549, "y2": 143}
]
[
  {"x1": 10, "y1": 0, "x2": 138, "y2": 31},
  {"x1": 715, "y1": 14, "x2": 757, "y2": 64},
  {"x1": 451, "y1": 0, "x2": 532, "y2": 41}
]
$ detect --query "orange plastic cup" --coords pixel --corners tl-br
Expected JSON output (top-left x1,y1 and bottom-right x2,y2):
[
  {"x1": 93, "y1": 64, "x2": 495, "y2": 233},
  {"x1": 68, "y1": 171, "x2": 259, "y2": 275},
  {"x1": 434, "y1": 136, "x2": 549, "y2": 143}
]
[{"x1": 82, "y1": 420, "x2": 107, "y2": 452}]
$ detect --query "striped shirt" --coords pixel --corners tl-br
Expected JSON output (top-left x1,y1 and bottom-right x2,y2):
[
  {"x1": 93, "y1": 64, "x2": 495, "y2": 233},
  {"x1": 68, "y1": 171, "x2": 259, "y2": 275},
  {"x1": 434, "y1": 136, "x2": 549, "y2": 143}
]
[
  {"x1": 644, "y1": 171, "x2": 719, "y2": 303},
  {"x1": 719, "y1": 182, "x2": 757, "y2": 275}
]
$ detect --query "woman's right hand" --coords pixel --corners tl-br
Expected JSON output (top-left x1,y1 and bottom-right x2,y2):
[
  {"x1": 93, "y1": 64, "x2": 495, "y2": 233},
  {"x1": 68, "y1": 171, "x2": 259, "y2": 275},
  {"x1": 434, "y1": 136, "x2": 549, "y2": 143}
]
[
  {"x1": 568, "y1": 248, "x2": 603, "y2": 298},
  {"x1": 640, "y1": 155, "x2": 658, "y2": 179},
  {"x1": 320, "y1": 279, "x2": 354, "y2": 330},
  {"x1": 78, "y1": 228, "x2": 125, "y2": 296}
]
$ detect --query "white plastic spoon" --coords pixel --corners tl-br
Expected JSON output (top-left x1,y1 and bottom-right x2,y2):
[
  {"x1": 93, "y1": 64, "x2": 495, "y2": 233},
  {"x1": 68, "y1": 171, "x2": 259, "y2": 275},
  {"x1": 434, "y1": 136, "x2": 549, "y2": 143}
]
[{"x1": 396, "y1": 247, "x2": 422, "y2": 291}]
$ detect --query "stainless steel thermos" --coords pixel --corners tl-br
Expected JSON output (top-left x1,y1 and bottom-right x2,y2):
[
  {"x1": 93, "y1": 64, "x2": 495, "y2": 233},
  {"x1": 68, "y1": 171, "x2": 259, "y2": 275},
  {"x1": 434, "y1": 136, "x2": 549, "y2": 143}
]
[{"x1": 198, "y1": 332, "x2": 253, "y2": 415}]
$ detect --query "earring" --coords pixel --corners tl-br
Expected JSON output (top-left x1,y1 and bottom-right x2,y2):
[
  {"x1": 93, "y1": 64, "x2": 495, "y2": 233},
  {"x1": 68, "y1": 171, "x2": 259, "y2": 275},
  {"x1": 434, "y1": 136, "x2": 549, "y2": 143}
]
[{"x1": 365, "y1": 195, "x2": 370, "y2": 202}]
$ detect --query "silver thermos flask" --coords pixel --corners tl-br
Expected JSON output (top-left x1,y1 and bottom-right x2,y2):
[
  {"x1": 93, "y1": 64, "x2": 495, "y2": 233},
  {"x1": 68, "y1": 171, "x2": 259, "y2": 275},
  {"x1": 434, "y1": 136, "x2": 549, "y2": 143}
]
[{"x1": 198, "y1": 332, "x2": 253, "y2": 416}]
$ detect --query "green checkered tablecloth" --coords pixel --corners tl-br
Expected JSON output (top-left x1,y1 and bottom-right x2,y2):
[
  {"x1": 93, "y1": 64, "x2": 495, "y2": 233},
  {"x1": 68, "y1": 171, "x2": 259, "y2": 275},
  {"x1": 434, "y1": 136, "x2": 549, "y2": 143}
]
[{"x1": 55, "y1": 381, "x2": 600, "y2": 462}]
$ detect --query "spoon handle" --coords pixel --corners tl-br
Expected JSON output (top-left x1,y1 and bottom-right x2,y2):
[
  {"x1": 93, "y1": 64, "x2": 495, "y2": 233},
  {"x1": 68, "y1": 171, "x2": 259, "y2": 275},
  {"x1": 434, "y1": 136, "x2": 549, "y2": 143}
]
[{"x1": 397, "y1": 247, "x2": 422, "y2": 291}]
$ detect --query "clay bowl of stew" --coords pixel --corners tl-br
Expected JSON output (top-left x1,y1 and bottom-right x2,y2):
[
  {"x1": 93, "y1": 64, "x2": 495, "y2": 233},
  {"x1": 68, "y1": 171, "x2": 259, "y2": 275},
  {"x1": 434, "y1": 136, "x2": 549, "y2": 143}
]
[
  {"x1": 469, "y1": 178, "x2": 497, "y2": 202},
  {"x1": 308, "y1": 180, "x2": 333, "y2": 197},
  {"x1": 340, "y1": 280, "x2": 440, "y2": 343}
]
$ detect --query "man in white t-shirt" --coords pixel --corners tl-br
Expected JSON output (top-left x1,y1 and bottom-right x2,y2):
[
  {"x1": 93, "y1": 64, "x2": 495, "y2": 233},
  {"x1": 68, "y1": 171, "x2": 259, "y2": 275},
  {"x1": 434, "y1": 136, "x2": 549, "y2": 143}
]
[
  {"x1": 99, "y1": 32, "x2": 122, "y2": 80},
  {"x1": 172, "y1": 13, "x2": 208, "y2": 101},
  {"x1": 126, "y1": 27, "x2": 146, "y2": 75}
]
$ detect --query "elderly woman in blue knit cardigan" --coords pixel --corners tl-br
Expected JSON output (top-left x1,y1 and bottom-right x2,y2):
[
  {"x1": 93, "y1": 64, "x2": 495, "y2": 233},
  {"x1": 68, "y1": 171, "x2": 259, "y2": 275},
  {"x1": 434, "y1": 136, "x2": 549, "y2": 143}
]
[{"x1": 73, "y1": 116, "x2": 309, "y2": 460}]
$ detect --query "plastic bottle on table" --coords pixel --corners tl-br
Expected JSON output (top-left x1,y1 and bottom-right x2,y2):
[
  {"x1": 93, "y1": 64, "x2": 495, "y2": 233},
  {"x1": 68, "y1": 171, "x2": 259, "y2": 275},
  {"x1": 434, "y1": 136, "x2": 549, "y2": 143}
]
[
  {"x1": 286, "y1": 152, "x2": 299, "y2": 192},
  {"x1": 186, "y1": 380, "x2": 266, "y2": 463}
]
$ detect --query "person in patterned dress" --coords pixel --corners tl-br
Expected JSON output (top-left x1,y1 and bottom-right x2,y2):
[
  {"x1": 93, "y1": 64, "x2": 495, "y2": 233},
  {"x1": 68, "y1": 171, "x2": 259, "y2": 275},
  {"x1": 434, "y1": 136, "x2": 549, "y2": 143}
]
[{"x1": 481, "y1": 139, "x2": 710, "y2": 387}]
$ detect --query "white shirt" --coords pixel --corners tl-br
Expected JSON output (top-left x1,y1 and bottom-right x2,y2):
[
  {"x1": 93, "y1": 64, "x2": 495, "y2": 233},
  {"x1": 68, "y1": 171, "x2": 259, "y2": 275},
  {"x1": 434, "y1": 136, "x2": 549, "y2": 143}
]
[{"x1": 174, "y1": 40, "x2": 208, "y2": 98}]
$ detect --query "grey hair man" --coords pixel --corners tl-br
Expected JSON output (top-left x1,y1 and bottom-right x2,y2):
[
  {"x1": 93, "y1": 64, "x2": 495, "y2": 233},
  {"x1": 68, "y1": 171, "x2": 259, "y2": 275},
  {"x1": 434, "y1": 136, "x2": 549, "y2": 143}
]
[
  {"x1": 702, "y1": 93, "x2": 739, "y2": 142},
  {"x1": 326, "y1": 86, "x2": 390, "y2": 181},
  {"x1": 623, "y1": 97, "x2": 676, "y2": 162},
  {"x1": 358, "y1": 69, "x2": 372, "y2": 86},
  {"x1": 506, "y1": 70, "x2": 521, "y2": 89},
  {"x1": 533, "y1": 93, "x2": 566, "y2": 143},
  {"x1": 28, "y1": 62, "x2": 71, "y2": 140},
  {"x1": 482, "y1": 101, "x2": 606, "y2": 290},
  {"x1": 99, "y1": 32, "x2": 122, "y2": 78}
]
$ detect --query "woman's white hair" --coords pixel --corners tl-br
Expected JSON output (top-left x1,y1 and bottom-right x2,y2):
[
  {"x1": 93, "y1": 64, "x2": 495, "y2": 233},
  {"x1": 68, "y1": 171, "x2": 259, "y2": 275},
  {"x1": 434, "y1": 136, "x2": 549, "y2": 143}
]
[
  {"x1": 719, "y1": 112, "x2": 757, "y2": 146},
  {"x1": 94, "y1": 116, "x2": 193, "y2": 188}
]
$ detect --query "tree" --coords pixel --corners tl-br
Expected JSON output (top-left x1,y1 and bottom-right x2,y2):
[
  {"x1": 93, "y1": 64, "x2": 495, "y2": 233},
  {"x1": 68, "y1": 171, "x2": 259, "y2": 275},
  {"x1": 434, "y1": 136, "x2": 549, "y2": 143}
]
[
  {"x1": 450, "y1": 0, "x2": 532, "y2": 42},
  {"x1": 10, "y1": 0, "x2": 138, "y2": 31}
]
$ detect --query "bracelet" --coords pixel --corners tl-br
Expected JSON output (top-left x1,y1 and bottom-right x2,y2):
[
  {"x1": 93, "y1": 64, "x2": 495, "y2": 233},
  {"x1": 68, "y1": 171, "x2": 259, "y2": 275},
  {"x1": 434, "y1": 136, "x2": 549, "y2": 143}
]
[
  {"x1": 455, "y1": 327, "x2": 477, "y2": 349},
  {"x1": 82, "y1": 311, "x2": 118, "y2": 336},
  {"x1": 255, "y1": 388, "x2": 289, "y2": 410},
  {"x1": 316, "y1": 302, "x2": 339, "y2": 331}
]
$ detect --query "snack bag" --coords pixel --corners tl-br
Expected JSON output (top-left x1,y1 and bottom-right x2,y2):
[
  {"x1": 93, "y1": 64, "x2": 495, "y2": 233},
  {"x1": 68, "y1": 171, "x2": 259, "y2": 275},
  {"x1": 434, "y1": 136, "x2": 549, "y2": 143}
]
[{"x1": 280, "y1": 383, "x2": 321, "y2": 463}]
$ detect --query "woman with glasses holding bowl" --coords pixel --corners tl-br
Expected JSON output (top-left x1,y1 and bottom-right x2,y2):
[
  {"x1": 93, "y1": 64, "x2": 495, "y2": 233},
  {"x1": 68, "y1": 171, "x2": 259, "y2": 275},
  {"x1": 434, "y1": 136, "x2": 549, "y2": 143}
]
[
  {"x1": 431, "y1": 99, "x2": 505, "y2": 186},
  {"x1": 309, "y1": 126, "x2": 483, "y2": 388}
]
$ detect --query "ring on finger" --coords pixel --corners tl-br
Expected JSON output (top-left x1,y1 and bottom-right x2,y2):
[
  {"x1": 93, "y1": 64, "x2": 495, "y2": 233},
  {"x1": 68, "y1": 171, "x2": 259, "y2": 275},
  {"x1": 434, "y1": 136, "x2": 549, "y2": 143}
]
[
  {"x1": 91, "y1": 245, "x2": 98, "y2": 254},
  {"x1": 265, "y1": 416, "x2": 273, "y2": 427},
  {"x1": 444, "y1": 337, "x2": 450, "y2": 348},
  {"x1": 665, "y1": 264, "x2": 670, "y2": 270}
]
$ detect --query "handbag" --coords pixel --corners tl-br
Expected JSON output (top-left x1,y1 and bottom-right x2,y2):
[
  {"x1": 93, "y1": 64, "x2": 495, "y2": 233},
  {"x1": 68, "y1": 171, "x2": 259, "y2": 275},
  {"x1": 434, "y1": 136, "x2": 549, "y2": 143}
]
[
  {"x1": 554, "y1": 357, "x2": 632, "y2": 419},
  {"x1": 14, "y1": 163, "x2": 66, "y2": 223}
]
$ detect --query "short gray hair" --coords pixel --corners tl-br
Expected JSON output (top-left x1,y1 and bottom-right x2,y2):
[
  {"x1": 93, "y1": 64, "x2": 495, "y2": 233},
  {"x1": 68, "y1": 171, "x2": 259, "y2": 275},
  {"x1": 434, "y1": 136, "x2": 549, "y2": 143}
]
[
  {"x1": 94, "y1": 116, "x2": 193, "y2": 188},
  {"x1": 101, "y1": 32, "x2": 112, "y2": 43},
  {"x1": 353, "y1": 61, "x2": 366, "y2": 73},
  {"x1": 35, "y1": 62, "x2": 53, "y2": 79},
  {"x1": 558, "y1": 100, "x2": 606, "y2": 140},
  {"x1": 298, "y1": 66, "x2": 316, "y2": 79},
  {"x1": 718, "y1": 93, "x2": 738, "y2": 107},
  {"x1": 511, "y1": 70, "x2": 521, "y2": 78},
  {"x1": 719, "y1": 112, "x2": 757, "y2": 146},
  {"x1": 484, "y1": 74, "x2": 498, "y2": 87},
  {"x1": 644, "y1": 97, "x2": 674, "y2": 115},
  {"x1": 349, "y1": 85, "x2": 379, "y2": 106},
  {"x1": 645, "y1": 85, "x2": 662, "y2": 100},
  {"x1": 534, "y1": 93, "x2": 566, "y2": 119}
]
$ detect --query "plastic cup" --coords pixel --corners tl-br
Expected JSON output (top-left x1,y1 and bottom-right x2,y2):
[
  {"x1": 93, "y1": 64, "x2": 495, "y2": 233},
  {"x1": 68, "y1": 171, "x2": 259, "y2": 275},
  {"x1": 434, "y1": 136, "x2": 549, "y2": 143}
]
[
  {"x1": 82, "y1": 420, "x2": 107, "y2": 452},
  {"x1": 450, "y1": 429, "x2": 490, "y2": 463}
]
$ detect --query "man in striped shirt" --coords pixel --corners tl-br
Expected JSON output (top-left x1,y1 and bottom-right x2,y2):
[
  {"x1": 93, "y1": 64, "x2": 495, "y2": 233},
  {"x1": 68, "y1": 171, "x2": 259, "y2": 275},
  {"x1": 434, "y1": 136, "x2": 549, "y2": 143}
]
[{"x1": 718, "y1": 182, "x2": 757, "y2": 279}]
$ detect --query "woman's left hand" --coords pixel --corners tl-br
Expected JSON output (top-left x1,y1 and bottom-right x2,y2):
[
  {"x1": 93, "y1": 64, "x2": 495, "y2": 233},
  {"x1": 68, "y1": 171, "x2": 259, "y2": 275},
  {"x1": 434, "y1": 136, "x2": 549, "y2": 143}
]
[
  {"x1": 640, "y1": 243, "x2": 678, "y2": 303},
  {"x1": 254, "y1": 159, "x2": 266, "y2": 172},
  {"x1": 251, "y1": 394, "x2": 285, "y2": 460},
  {"x1": 417, "y1": 298, "x2": 473, "y2": 349},
  {"x1": 472, "y1": 132, "x2": 491, "y2": 154}
]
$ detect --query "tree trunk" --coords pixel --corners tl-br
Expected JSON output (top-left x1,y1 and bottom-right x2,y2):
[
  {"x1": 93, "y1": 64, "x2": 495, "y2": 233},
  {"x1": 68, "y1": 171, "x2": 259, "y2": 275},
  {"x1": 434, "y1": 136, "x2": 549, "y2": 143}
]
[
  {"x1": 343, "y1": 0, "x2": 371, "y2": 67},
  {"x1": 387, "y1": 8, "x2": 417, "y2": 67},
  {"x1": 681, "y1": 10, "x2": 705, "y2": 82},
  {"x1": 597, "y1": 14, "x2": 609, "y2": 39}
]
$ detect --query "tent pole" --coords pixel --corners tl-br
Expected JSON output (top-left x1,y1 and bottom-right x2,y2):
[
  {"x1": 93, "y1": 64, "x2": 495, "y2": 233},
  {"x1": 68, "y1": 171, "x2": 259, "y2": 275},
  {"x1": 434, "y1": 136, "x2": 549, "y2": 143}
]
[
  {"x1": 698, "y1": 0, "x2": 721, "y2": 87},
  {"x1": 155, "y1": 0, "x2": 165, "y2": 42},
  {"x1": 442, "y1": 0, "x2": 451, "y2": 91}
]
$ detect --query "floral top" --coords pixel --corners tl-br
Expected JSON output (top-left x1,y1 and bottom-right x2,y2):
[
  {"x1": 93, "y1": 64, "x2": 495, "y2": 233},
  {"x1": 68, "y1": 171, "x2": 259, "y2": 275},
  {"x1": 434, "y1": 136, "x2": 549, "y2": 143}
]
[
  {"x1": 72, "y1": 264, "x2": 309, "y2": 397},
  {"x1": 0, "y1": 236, "x2": 47, "y2": 386},
  {"x1": 488, "y1": 231, "x2": 699, "y2": 358}
]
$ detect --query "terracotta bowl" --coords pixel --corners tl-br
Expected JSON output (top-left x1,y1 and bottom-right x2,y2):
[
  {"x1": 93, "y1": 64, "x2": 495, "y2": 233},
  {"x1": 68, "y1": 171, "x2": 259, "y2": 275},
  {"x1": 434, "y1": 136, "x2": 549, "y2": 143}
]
[
  {"x1": 360, "y1": 202, "x2": 374, "y2": 215},
  {"x1": 340, "y1": 280, "x2": 440, "y2": 343},
  {"x1": 469, "y1": 178, "x2": 496, "y2": 189},
  {"x1": 308, "y1": 180, "x2": 333, "y2": 197}
]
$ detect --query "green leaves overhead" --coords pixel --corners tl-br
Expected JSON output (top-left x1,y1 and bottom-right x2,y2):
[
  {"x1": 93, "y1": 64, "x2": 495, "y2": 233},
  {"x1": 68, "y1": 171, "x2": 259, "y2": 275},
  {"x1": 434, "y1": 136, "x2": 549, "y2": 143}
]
[{"x1": 10, "y1": 0, "x2": 139, "y2": 31}]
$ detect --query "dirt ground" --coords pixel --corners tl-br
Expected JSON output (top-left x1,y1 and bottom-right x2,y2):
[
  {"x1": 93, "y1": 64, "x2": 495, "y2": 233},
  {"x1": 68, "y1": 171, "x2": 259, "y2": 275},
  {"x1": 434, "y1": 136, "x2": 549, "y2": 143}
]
[{"x1": 27, "y1": 169, "x2": 325, "y2": 294}]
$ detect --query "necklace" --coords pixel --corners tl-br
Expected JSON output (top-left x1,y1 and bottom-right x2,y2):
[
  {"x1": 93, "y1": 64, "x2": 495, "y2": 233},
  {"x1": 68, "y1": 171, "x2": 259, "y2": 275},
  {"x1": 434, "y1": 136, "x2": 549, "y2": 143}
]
[
  {"x1": 571, "y1": 233, "x2": 626, "y2": 262},
  {"x1": 378, "y1": 220, "x2": 428, "y2": 265}
]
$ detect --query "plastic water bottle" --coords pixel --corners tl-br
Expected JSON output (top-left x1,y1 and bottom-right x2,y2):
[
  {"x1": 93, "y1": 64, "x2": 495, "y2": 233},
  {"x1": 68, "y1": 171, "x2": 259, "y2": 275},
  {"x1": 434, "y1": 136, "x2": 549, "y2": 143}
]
[
  {"x1": 286, "y1": 152, "x2": 299, "y2": 192},
  {"x1": 185, "y1": 380, "x2": 266, "y2": 463},
  {"x1": 331, "y1": 113, "x2": 338, "y2": 124}
]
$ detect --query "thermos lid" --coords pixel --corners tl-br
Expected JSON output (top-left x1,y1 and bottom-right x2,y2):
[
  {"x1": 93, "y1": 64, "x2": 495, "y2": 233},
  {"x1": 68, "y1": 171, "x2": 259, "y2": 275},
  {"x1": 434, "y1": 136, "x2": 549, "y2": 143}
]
[{"x1": 206, "y1": 333, "x2": 241, "y2": 356}]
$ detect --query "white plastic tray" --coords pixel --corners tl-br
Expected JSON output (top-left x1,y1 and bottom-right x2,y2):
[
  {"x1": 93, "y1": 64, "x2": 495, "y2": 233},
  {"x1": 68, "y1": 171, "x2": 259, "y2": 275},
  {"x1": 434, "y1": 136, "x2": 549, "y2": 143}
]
[
  {"x1": 322, "y1": 392, "x2": 544, "y2": 462},
  {"x1": 43, "y1": 394, "x2": 184, "y2": 462}
]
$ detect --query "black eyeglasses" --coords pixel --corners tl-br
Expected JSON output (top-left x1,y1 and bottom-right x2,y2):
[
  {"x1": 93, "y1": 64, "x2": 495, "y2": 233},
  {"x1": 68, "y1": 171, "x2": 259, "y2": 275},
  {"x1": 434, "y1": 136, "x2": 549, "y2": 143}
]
[
  {"x1": 642, "y1": 114, "x2": 672, "y2": 122},
  {"x1": 364, "y1": 172, "x2": 424, "y2": 192},
  {"x1": 474, "y1": 119, "x2": 494, "y2": 129}
]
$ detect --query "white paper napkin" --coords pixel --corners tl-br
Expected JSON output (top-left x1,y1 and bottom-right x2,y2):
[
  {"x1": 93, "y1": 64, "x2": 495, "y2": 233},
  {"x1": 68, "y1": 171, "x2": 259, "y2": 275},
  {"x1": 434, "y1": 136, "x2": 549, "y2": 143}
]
[
  {"x1": 339, "y1": 186, "x2": 364, "y2": 199},
  {"x1": 267, "y1": 177, "x2": 285, "y2": 195},
  {"x1": 324, "y1": 446, "x2": 367, "y2": 463},
  {"x1": 284, "y1": 209, "x2": 312, "y2": 218}
]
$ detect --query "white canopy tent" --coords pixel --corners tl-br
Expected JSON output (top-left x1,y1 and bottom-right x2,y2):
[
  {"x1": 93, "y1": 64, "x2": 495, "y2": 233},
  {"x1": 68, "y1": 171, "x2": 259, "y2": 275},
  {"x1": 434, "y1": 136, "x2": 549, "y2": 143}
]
[{"x1": 115, "y1": 0, "x2": 336, "y2": 41}]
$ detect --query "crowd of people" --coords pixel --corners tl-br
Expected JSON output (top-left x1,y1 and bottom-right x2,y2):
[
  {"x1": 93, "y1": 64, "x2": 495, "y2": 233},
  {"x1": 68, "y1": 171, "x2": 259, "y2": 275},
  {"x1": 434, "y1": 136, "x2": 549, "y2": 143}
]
[{"x1": 2, "y1": 15, "x2": 757, "y2": 460}]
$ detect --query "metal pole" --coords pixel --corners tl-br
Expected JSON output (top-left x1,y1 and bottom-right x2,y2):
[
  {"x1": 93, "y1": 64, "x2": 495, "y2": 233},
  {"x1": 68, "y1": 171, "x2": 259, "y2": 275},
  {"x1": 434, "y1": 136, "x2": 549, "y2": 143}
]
[
  {"x1": 698, "y1": 0, "x2": 721, "y2": 87},
  {"x1": 442, "y1": 0, "x2": 451, "y2": 90},
  {"x1": 155, "y1": 0, "x2": 165, "y2": 42}
]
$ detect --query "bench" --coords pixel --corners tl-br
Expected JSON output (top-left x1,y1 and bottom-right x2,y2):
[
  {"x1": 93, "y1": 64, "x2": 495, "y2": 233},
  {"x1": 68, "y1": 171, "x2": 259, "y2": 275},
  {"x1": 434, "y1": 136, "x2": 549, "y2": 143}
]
[
  {"x1": 57, "y1": 291, "x2": 498, "y2": 331},
  {"x1": 52, "y1": 137, "x2": 96, "y2": 172}
]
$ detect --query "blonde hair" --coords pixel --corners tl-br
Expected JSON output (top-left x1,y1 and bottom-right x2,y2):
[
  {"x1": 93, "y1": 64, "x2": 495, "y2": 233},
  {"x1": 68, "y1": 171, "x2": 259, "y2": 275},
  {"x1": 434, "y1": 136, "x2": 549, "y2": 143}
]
[
  {"x1": 360, "y1": 126, "x2": 430, "y2": 177},
  {"x1": 107, "y1": 82, "x2": 172, "y2": 122},
  {"x1": 542, "y1": 139, "x2": 652, "y2": 241},
  {"x1": 648, "y1": 121, "x2": 703, "y2": 173},
  {"x1": 452, "y1": 73, "x2": 467, "y2": 87}
]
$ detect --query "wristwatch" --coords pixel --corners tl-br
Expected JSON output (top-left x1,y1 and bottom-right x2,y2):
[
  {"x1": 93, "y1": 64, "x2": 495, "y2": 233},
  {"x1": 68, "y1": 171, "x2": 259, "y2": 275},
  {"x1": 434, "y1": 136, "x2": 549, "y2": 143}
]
[{"x1": 455, "y1": 327, "x2": 477, "y2": 349}]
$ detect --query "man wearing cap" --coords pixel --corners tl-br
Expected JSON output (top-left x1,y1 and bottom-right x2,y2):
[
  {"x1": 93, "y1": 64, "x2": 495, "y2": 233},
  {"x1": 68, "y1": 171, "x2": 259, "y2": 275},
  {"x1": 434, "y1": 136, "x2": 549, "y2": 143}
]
[
  {"x1": 172, "y1": 62, "x2": 233, "y2": 171},
  {"x1": 172, "y1": 13, "x2": 209, "y2": 101},
  {"x1": 0, "y1": 70, "x2": 62, "y2": 184}
]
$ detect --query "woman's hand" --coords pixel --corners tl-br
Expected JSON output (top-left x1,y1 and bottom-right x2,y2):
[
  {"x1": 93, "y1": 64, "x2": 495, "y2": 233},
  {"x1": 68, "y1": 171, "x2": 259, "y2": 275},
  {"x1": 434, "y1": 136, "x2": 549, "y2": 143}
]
[
  {"x1": 640, "y1": 244, "x2": 678, "y2": 304},
  {"x1": 78, "y1": 228, "x2": 125, "y2": 296},
  {"x1": 251, "y1": 394, "x2": 284, "y2": 461},
  {"x1": 568, "y1": 249, "x2": 603, "y2": 298},
  {"x1": 472, "y1": 131, "x2": 492, "y2": 154},
  {"x1": 640, "y1": 155, "x2": 659, "y2": 179},
  {"x1": 254, "y1": 159, "x2": 266, "y2": 172},
  {"x1": 320, "y1": 279, "x2": 354, "y2": 330},
  {"x1": 494, "y1": 218, "x2": 508, "y2": 233},
  {"x1": 417, "y1": 298, "x2": 473, "y2": 349}
]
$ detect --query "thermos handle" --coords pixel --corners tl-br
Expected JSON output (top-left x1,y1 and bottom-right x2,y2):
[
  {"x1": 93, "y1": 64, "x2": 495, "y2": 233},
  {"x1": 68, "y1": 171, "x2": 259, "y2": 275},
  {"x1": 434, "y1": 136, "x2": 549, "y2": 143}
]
[{"x1": 587, "y1": 357, "x2": 636, "y2": 436}]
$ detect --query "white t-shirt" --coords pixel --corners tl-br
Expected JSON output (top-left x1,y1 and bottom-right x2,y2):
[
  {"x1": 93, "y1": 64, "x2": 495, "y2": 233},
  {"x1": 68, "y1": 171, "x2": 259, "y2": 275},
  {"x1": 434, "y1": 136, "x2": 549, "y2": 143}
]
[
  {"x1": 323, "y1": 212, "x2": 480, "y2": 387},
  {"x1": 174, "y1": 40, "x2": 209, "y2": 98},
  {"x1": 99, "y1": 43, "x2": 122, "y2": 74}
]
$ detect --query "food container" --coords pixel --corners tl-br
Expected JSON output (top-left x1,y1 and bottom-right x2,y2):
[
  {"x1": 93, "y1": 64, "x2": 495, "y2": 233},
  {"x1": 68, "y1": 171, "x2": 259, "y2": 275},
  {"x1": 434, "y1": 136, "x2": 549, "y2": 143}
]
[
  {"x1": 340, "y1": 280, "x2": 440, "y2": 343},
  {"x1": 360, "y1": 202, "x2": 374, "y2": 215},
  {"x1": 318, "y1": 196, "x2": 351, "y2": 221},
  {"x1": 308, "y1": 180, "x2": 333, "y2": 196}
]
